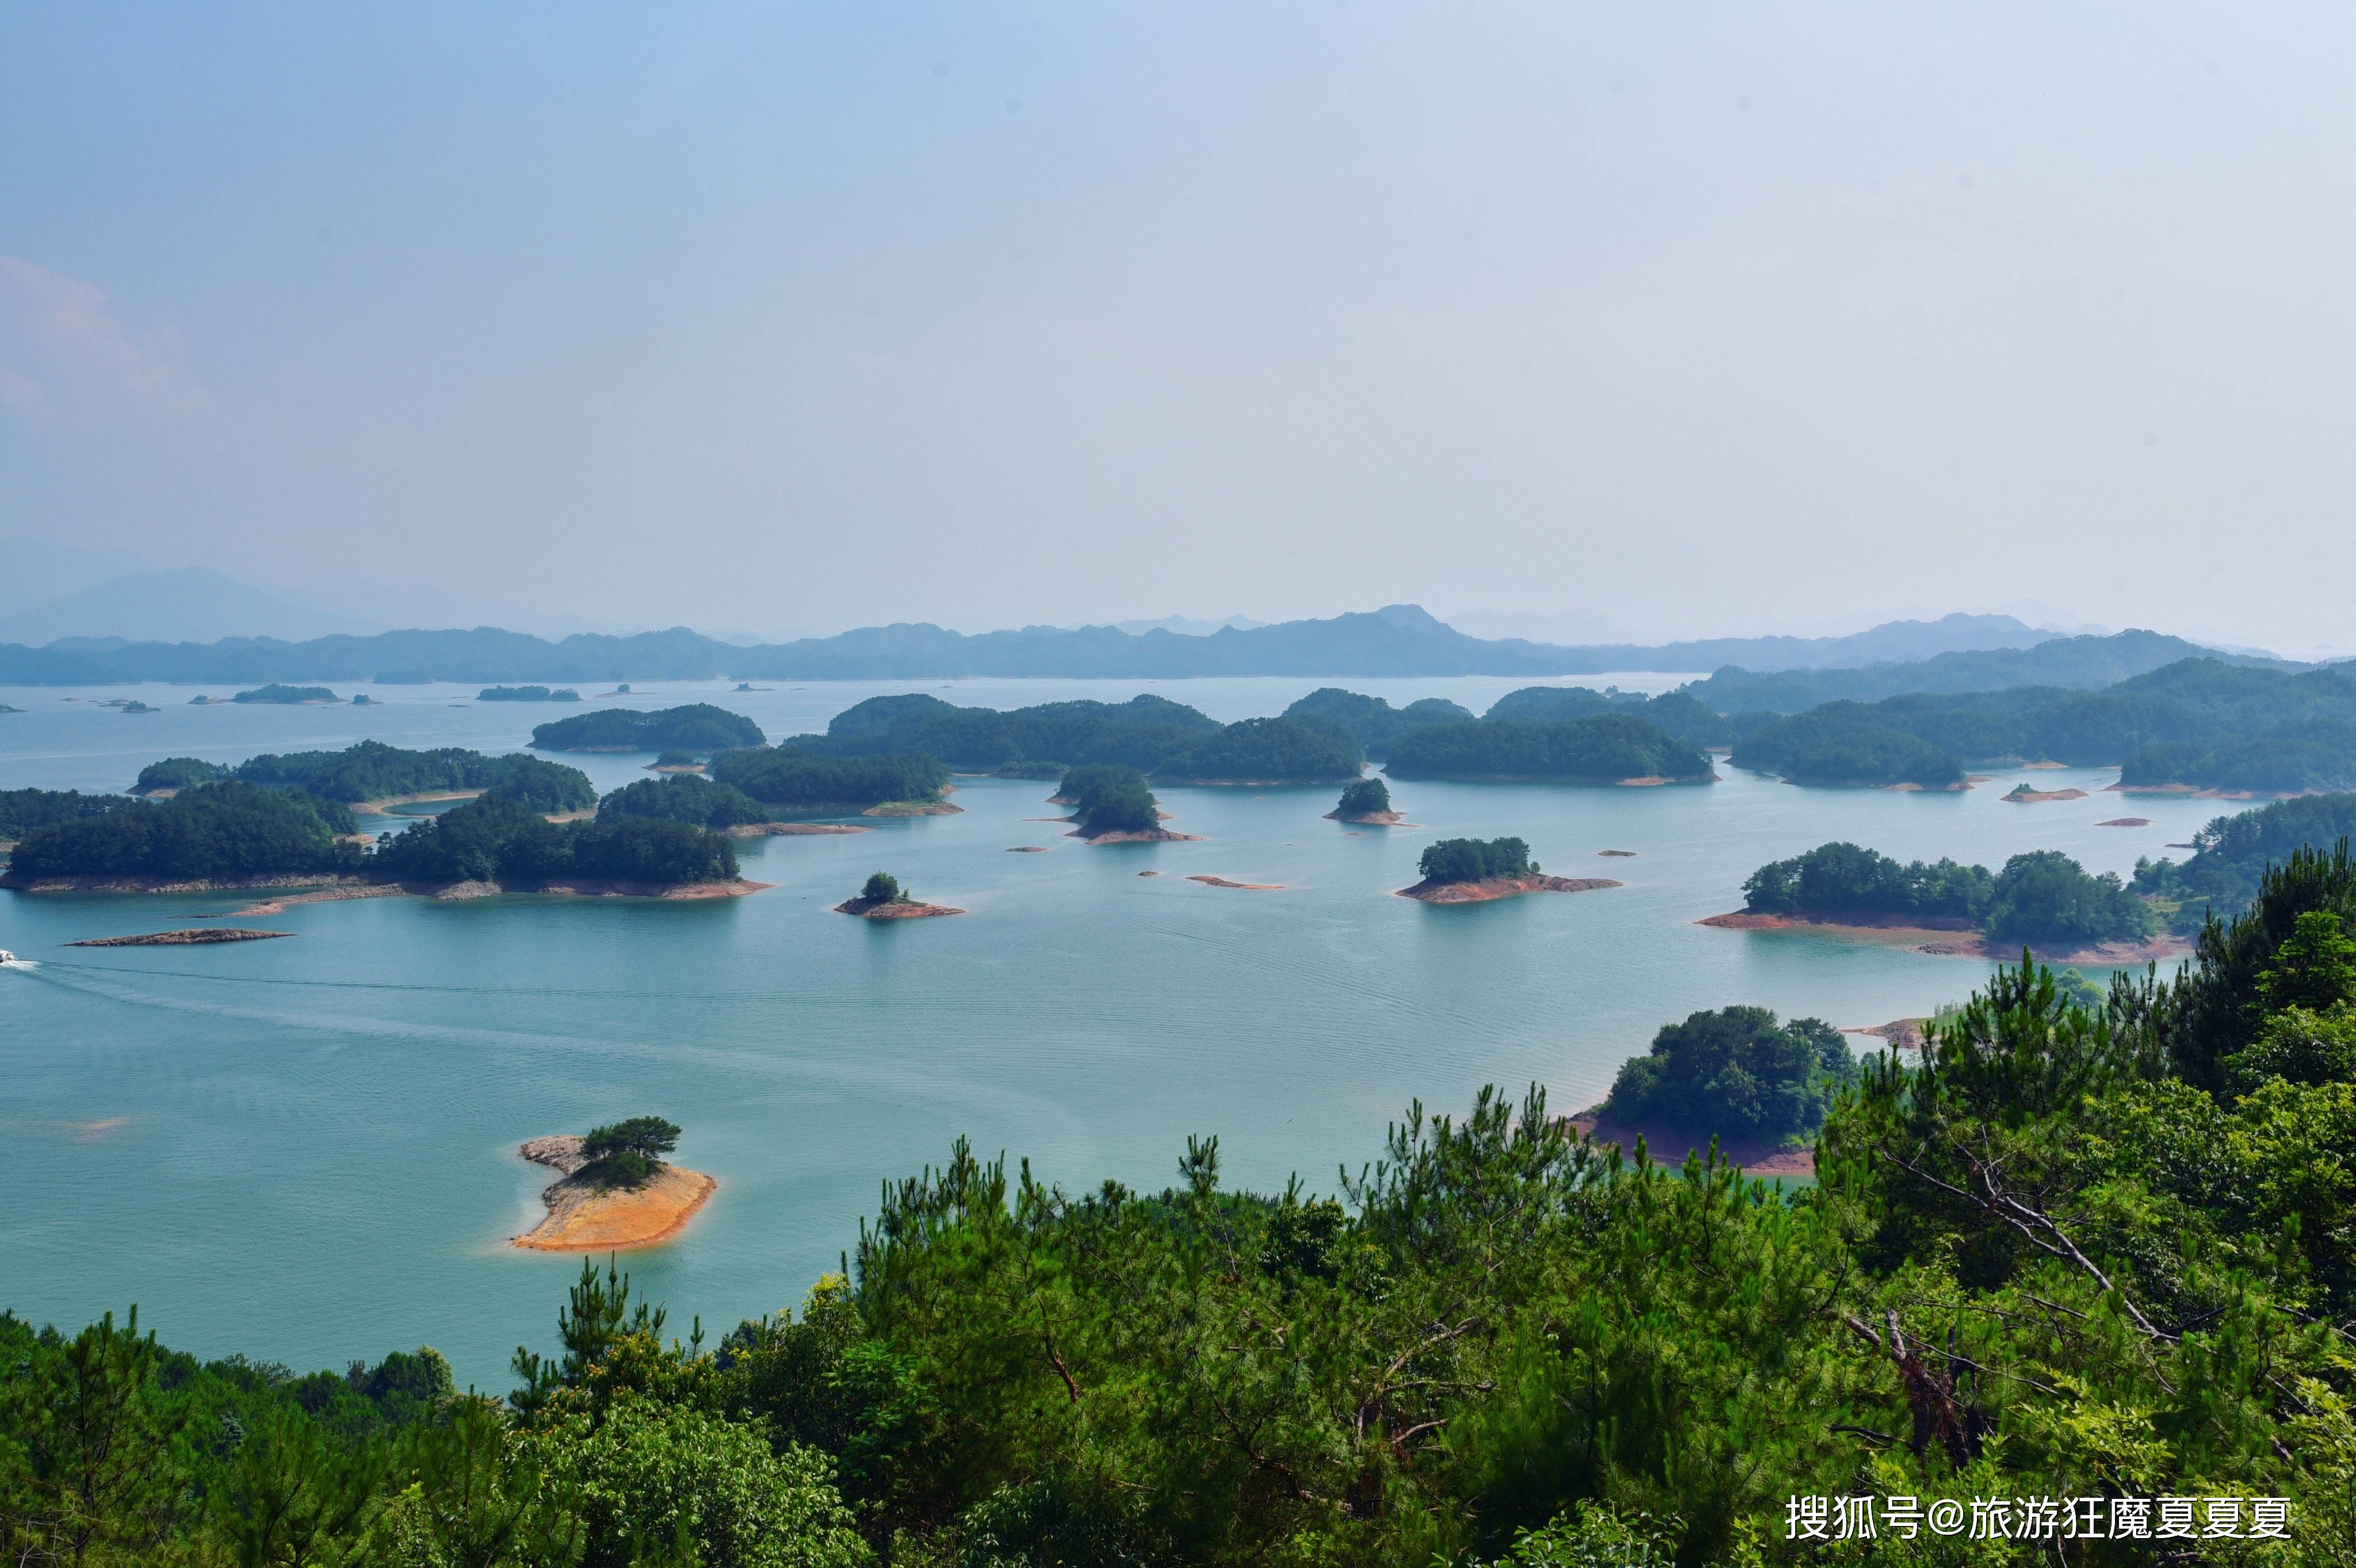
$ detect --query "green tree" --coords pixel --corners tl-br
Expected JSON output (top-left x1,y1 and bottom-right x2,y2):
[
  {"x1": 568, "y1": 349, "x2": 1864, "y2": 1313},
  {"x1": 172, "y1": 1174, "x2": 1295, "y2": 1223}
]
[{"x1": 860, "y1": 873, "x2": 903, "y2": 905}]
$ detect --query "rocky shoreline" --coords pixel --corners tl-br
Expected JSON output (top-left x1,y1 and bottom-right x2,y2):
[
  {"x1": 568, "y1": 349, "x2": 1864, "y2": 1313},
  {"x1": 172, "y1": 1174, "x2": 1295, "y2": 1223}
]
[
  {"x1": 1324, "y1": 809, "x2": 1413, "y2": 825},
  {"x1": 67, "y1": 928, "x2": 293, "y2": 947},
  {"x1": 1397, "y1": 874, "x2": 1623, "y2": 904},
  {"x1": 1701, "y1": 910, "x2": 2190, "y2": 965},
  {"x1": 835, "y1": 896, "x2": 963, "y2": 919}
]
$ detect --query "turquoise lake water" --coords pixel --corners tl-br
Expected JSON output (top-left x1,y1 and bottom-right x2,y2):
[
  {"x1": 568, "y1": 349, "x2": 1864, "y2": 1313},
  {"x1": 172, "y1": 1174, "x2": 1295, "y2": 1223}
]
[{"x1": 0, "y1": 677, "x2": 2249, "y2": 1386}]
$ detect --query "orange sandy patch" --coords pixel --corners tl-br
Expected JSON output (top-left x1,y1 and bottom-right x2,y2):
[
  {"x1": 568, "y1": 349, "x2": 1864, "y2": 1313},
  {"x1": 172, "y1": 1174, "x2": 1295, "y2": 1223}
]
[{"x1": 512, "y1": 1136, "x2": 716, "y2": 1251}]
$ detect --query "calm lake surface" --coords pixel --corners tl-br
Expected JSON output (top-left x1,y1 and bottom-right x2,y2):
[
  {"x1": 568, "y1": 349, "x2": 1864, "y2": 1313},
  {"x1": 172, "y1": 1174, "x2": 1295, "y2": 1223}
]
[{"x1": 0, "y1": 676, "x2": 2251, "y2": 1385}]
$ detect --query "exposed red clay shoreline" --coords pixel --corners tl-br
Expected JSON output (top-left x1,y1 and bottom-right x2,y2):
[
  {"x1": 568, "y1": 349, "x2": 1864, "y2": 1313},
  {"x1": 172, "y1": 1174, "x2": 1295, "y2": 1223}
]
[
  {"x1": 834, "y1": 897, "x2": 963, "y2": 919},
  {"x1": 1073, "y1": 828, "x2": 1204, "y2": 844},
  {"x1": 1324, "y1": 810, "x2": 1416, "y2": 825},
  {"x1": 1396, "y1": 874, "x2": 1622, "y2": 904},
  {"x1": 1702, "y1": 910, "x2": 2189, "y2": 965},
  {"x1": 1567, "y1": 1113, "x2": 1816, "y2": 1178},
  {"x1": 2005, "y1": 785, "x2": 2089, "y2": 803},
  {"x1": 1, "y1": 873, "x2": 385, "y2": 894},
  {"x1": 419, "y1": 878, "x2": 771, "y2": 901},
  {"x1": 512, "y1": 1136, "x2": 716, "y2": 1251},
  {"x1": 1846, "y1": 1018, "x2": 1931, "y2": 1051}
]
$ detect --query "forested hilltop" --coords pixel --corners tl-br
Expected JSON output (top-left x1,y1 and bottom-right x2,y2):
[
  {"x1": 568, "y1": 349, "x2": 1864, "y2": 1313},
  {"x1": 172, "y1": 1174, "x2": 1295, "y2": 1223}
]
[
  {"x1": 2, "y1": 748, "x2": 736, "y2": 892},
  {"x1": 1738, "y1": 840, "x2": 2157, "y2": 949},
  {"x1": 1385, "y1": 714, "x2": 1714, "y2": 784},
  {"x1": 2136, "y1": 793, "x2": 2356, "y2": 931},
  {"x1": 1711, "y1": 659, "x2": 2356, "y2": 795},
  {"x1": 782, "y1": 693, "x2": 1363, "y2": 782},
  {"x1": 12, "y1": 849, "x2": 2356, "y2": 1562}
]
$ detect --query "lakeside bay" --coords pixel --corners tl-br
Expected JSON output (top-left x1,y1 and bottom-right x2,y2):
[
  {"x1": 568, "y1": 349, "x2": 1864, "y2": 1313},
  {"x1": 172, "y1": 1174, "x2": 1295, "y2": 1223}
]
[{"x1": 0, "y1": 676, "x2": 2249, "y2": 1384}]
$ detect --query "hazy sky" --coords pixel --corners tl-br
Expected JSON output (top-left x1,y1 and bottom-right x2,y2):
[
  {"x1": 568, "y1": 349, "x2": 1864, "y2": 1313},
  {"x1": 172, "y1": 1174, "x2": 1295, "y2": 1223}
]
[{"x1": 6, "y1": 4, "x2": 2355, "y2": 651}]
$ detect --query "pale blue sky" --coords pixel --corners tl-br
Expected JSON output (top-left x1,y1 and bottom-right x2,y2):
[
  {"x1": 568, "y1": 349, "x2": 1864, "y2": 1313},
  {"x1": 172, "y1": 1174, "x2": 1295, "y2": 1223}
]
[{"x1": 5, "y1": 4, "x2": 2354, "y2": 649}]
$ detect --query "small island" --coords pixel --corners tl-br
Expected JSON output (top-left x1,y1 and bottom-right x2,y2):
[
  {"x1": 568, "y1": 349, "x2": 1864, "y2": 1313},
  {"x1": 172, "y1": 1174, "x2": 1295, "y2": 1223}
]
[
  {"x1": 478, "y1": 686, "x2": 582, "y2": 702},
  {"x1": 1709, "y1": 840, "x2": 2175, "y2": 961},
  {"x1": 512, "y1": 1116, "x2": 715, "y2": 1251},
  {"x1": 1575, "y1": 1005, "x2": 1858, "y2": 1176},
  {"x1": 530, "y1": 703, "x2": 764, "y2": 754},
  {"x1": 2098, "y1": 817, "x2": 2153, "y2": 827},
  {"x1": 232, "y1": 684, "x2": 338, "y2": 705},
  {"x1": 67, "y1": 928, "x2": 294, "y2": 946},
  {"x1": 1325, "y1": 777, "x2": 1408, "y2": 825},
  {"x1": 835, "y1": 870, "x2": 962, "y2": 919},
  {"x1": 1395, "y1": 837, "x2": 1622, "y2": 903},
  {"x1": 648, "y1": 750, "x2": 707, "y2": 771},
  {"x1": 1061, "y1": 765, "x2": 1200, "y2": 844},
  {"x1": 2005, "y1": 783, "x2": 2089, "y2": 804}
]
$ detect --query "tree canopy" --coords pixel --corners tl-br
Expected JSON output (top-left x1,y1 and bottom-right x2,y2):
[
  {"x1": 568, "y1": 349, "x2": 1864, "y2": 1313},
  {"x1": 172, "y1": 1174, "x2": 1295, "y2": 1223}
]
[
  {"x1": 1417, "y1": 836, "x2": 1536, "y2": 884},
  {"x1": 1601, "y1": 1005, "x2": 1857, "y2": 1144},
  {"x1": 1385, "y1": 715, "x2": 1713, "y2": 783},
  {"x1": 232, "y1": 740, "x2": 596, "y2": 812},
  {"x1": 372, "y1": 796, "x2": 739, "y2": 888},
  {"x1": 133, "y1": 756, "x2": 228, "y2": 793},
  {"x1": 1336, "y1": 776, "x2": 1391, "y2": 816},
  {"x1": 1729, "y1": 703, "x2": 1967, "y2": 788},
  {"x1": 0, "y1": 787, "x2": 143, "y2": 842},
  {"x1": 598, "y1": 774, "x2": 771, "y2": 828},
  {"x1": 1282, "y1": 689, "x2": 1474, "y2": 760},
  {"x1": 232, "y1": 683, "x2": 336, "y2": 703},
  {"x1": 477, "y1": 686, "x2": 581, "y2": 701},
  {"x1": 531, "y1": 704, "x2": 768, "y2": 754},
  {"x1": 1059, "y1": 764, "x2": 1162, "y2": 837},
  {"x1": 860, "y1": 871, "x2": 904, "y2": 904},
  {"x1": 578, "y1": 1116, "x2": 681, "y2": 1190},
  {"x1": 1742, "y1": 840, "x2": 2154, "y2": 946},
  {"x1": 6, "y1": 781, "x2": 361, "y2": 882},
  {"x1": 706, "y1": 749, "x2": 948, "y2": 810}
]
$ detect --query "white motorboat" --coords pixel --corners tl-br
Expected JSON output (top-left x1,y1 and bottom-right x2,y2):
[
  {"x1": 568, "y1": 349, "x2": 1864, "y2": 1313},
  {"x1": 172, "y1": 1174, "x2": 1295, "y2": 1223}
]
[{"x1": 0, "y1": 950, "x2": 17, "y2": 965}]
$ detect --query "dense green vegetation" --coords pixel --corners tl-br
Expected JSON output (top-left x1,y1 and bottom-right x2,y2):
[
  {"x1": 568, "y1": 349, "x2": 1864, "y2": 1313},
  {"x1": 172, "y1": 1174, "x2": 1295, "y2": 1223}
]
[
  {"x1": 133, "y1": 756, "x2": 228, "y2": 792},
  {"x1": 2136, "y1": 794, "x2": 2356, "y2": 931},
  {"x1": 1059, "y1": 763, "x2": 1162, "y2": 837},
  {"x1": 1729, "y1": 702, "x2": 1968, "y2": 787},
  {"x1": 707, "y1": 749, "x2": 949, "y2": 810},
  {"x1": 1743, "y1": 841, "x2": 1993, "y2": 924},
  {"x1": 0, "y1": 788, "x2": 142, "y2": 842},
  {"x1": 531, "y1": 704, "x2": 768, "y2": 754},
  {"x1": 232, "y1": 683, "x2": 336, "y2": 703},
  {"x1": 1151, "y1": 716, "x2": 1363, "y2": 782},
  {"x1": 577, "y1": 1115, "x2": 681, "y2": 1190},
  {"x1": 233, "y1": 741, "x2": 597, "y2": 813},
  {"x1": 1701, "y1": 659, "x2": 2356, "y2": 794},
  {"x1": 1281, "y1": 688, "x2": 1472, "y2": 759},
  {"x1": 1386, "y1": 714, "x2": 1712, "y2": 783},
  {"x1": 1485, "y1": 685, "x2": 1754, "y2": 750},
  {"x1": 860, "y1": 871, "x2": 905, "y2": 904},
  {"x1": 598, "y1": 774, "x2": 771, "y2": 829},
  {"x1": 1600, "y1": 1005, "x2": 1857, "y2": 1145},
  {"x1": 1334, "y1": 776, "x2": 1392, "y2": 816},
  {"x1": 479, "y1": 685, "x2": 582, "y2": 702},
  {"x1": 372, "y1": 795, "x2": 740, "y2": 887},
  {"x1": 791, "y1": 694, "x2": 1359, "y2": 780},
  {"x1": 991, "y1": 760, "x2": 1067, "y2": 779},
  {"x1": 20, "y1": 850, "x2": 2356, "y2": 1562},
  {"x1": 1416, "y1": 836, "x2": 1536, "y2": 883},
  {"x1": 787, "y1": 693, "x2": 1218, "y2": 772},
  {"x1": 1742, "y1": 840, "x2": 2155, "y2": 946},
  {"x1": 5, "y1": 781, "x2": 361, "y2": 882}
]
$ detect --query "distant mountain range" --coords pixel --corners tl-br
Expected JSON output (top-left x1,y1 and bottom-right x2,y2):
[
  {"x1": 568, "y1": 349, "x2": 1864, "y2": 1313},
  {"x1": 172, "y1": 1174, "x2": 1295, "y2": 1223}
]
[
  {"x1": 0, "y1": 601, "x2": 2299, "y2": 690},
  {"x1": 0, "y1": 567, "x2": 376, "y2": 647}
]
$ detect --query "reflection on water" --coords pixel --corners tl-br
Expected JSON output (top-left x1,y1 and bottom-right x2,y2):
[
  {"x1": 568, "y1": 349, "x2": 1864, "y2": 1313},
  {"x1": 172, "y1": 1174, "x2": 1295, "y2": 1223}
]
[{"x1": 0, "y1": 677, "x2": 2251, "y2": 1383}]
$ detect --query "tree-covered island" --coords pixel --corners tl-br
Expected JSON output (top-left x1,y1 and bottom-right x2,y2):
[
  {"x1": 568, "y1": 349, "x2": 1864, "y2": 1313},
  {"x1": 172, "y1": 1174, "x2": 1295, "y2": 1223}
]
[
  {"x1": 706, "y1": 749, "x2": 954, "y2": 815},
  {"x1": 1384, "y1": 714, "x2": 1714, "y2": 785},
  {"x1": 1597, "y1": 1005, "x2": 1859, "y2": 1151},
  {"x1": 234, "y1": 740, "x2": 596, "y2": 813},
  {"x1": 514, "y1": 1119, "x2": 717, "y2": 1252},
  {"x1": 834, "y1": 869, "x2": 963, "y2": 919},
  {"x1": 231, "y1": 683, "x2": 338, "y2": 703},
  {"x1": 1729, "y1": 703, "x2": 1968, "y2": 789},
  {"x1": 372, "y1": 796, "x2": 745, "y2": 893},
  {"x1": 1057, "y1": 764, "x2": 1196, "y2": 842},
  {"x1": 1327, "y1": 776, "x2": 1401, "y2": 823},
  {"x1": 1280, "y1": 688, "x2": 1472, "y2": 760},
  {"x1": 531, "y1": 703, "x2": 767, "y2": 754},
  {"x1": 2, "y1": 782, "x2": 364, "y2": 888},
  {"x1": 1396, "y1": 836, "x2": 1622, "y2": 903},
  {"x1": 478, "y1": 685, "x2": 582, "y2": 702},
  {"x1": 1724, "y1": 839, "x2": 2160, "y2": 955}
]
